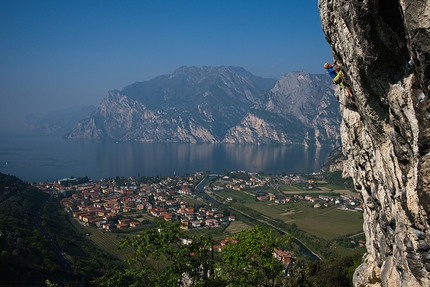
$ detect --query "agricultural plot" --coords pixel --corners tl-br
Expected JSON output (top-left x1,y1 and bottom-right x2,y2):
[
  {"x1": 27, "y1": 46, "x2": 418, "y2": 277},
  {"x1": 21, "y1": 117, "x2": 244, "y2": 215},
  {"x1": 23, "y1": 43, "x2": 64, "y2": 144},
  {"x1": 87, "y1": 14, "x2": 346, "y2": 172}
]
[
  {"x1": 315, "y1": 184, "x2": 359, "y2": 196},
  {"x1": 278, "y1": 185, "x2": 307, "y2": 193},
  {"x1": 215, "y1": 183, "x2": 362, "y2": 240},
  {"x1": 317, "y1": 186, "x2": 334, "y2": 192},
  {"x1": 223, "y1": 221, "x2": 254, "y2": 235},
  {"x1": 281, "y1": 189, "x2": 328, "y2": 195},
  {"x1": 243, "y1": 201, "x2": 363, "y2": 240},
  {"x1": 88, "y1": 231, "x2": 132, "y2": 260},
  {"x1": 214, "y1": 190, "x2": 256, "y2": 202},
  {"x1": 179, "y1": 195, "x2": 206, "y2": 206},
  {"x1": 245, "y1": 202, "x2": 292, "y2": 220},
  {"x1": 279, "y1": 183, "x2": 356, "y2": 195},
  {"x1": 70, "y1": 218, "x2": 132, "y2": 260},
  {"x1": 291, "y1": 208, "x2": 363, "y2": 240}
]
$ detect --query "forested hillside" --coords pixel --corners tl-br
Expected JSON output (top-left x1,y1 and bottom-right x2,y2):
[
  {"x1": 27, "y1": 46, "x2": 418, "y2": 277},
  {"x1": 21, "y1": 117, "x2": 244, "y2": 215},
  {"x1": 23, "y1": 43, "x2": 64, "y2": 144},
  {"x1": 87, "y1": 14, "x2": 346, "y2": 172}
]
[{"x1": 0, "y1": 173, "x2": 123, "y2": 286}]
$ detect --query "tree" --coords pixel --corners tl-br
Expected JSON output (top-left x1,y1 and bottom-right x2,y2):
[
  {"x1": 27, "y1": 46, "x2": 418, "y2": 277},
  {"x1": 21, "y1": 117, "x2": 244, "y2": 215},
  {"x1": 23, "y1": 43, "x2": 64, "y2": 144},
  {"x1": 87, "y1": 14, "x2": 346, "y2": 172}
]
[
  {"x1": 95, "y1": 223, "x2": 293, "y2": 287},
  {"x1": 94, "y1": 220, "x2": 215, "y2": 287},
  {"x1": 215, "y1": 225, "x2": 292, "y2": 287},
  {"x1": 284, "y1": 254, "x2": 361, "y2": 287}
]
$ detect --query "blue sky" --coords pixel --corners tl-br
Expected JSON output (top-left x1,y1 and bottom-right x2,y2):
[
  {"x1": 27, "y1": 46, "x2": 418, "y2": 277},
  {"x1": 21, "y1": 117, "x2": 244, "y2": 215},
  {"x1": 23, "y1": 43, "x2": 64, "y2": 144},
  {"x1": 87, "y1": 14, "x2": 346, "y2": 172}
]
[{"x1": 0, "y1": 0, "x2": 332, "y2": 132}]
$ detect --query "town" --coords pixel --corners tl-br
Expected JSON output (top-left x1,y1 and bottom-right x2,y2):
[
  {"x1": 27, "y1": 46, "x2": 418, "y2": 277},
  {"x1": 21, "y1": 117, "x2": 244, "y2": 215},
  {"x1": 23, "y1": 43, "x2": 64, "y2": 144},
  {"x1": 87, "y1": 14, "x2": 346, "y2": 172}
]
[
  {"x1": 32, "y1": 171, "x2": 362, "y2": 233},
  {"x1": 27, "y1": 170, "x2": 364, "y2": 273}
]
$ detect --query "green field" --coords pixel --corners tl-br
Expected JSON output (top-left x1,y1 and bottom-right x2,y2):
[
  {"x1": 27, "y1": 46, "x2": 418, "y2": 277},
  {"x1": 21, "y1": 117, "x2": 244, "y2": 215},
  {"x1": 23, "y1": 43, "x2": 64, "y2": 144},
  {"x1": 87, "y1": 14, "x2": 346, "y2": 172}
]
[
  {"x1": 70, "y1": 219, "x2": 132, "y2": 260},
  {"x1": 243, "y1": 201, "x2": 363, "y2": 240},
  {"x1": 179, "y1": 195, "x2": 207, "y2": 206},
  {"x1": 291, "y1": 208, "x2": 363, "y2": 240},
  {"x1": 223, "y1": 221, "x2": 254, "y2": 235},
  {"x1": 215, "y1": 190, "x2": 256, "y2": 202},
  {"x1": 279, "y1": 183, "x2": 356, "y2": 196},
  {"x1": 279, "y1": 185, "x2": 309, "y2": 192},
  {"x1": 211, "y1": 184, "x2": 363, "y2": 241}
]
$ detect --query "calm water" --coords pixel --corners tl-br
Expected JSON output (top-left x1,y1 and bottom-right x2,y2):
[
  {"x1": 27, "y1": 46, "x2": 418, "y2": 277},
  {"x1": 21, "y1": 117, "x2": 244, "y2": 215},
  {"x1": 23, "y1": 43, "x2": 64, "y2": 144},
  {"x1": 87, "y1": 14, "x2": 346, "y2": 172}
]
[{"x1": 0, "y1": 135, "x2": 335, "y2": 182}]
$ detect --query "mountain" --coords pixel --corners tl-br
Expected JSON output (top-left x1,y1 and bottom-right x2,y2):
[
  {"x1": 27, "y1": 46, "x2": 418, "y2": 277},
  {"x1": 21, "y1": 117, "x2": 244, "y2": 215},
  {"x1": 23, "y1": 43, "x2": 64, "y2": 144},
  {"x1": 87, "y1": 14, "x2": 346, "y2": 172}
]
[
  {"x1": 64, "y1": 66, "x2": 340, "y2": 146},
  {"x1": 25, "y1": 105, "x2": 96, "y2": 135},
  {"x1": 224, "y1": 71, "x2": 341, "y2": 146},
  {"x1": 320, "y1": 0, "x2": 430, "y2": 286}
]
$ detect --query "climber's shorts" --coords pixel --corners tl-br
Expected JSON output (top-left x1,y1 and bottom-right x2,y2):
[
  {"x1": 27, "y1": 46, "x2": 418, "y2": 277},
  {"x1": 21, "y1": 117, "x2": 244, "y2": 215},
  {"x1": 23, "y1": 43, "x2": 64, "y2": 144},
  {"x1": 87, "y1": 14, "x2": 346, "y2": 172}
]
[
  {"x1": 333, "y1": 71, "x2": 346, "y2": 88},
  {"x1": 333, "y1": 71, "x2": 343, "y2": 85}
]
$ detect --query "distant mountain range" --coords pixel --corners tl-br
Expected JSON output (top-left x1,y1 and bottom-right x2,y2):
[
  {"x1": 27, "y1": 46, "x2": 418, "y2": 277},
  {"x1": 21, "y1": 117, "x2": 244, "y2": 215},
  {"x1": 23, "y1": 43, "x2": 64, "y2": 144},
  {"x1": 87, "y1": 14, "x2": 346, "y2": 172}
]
[
  {"x1": 28, "y1": 66, "x2": 341, "y2": 146},
  {"x1": 25, "y1": 105, "x2": 96, "y2": 135}
]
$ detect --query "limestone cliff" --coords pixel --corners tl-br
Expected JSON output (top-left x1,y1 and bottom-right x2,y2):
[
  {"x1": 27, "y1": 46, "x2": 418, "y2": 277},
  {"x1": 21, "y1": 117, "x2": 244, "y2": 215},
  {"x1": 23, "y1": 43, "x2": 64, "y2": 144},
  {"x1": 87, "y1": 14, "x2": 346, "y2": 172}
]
[
  {"x1": 319, "y1": 0, "x2": 430, "y2": 286},
  {"x1": 223, "y1": 71, "x2": 341, "y2": 146}
]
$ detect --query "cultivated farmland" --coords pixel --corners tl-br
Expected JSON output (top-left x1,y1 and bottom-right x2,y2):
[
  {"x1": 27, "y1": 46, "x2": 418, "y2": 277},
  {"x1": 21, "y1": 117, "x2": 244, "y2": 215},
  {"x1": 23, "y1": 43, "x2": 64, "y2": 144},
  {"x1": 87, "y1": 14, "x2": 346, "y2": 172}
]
[{"x1": 213, "y1": 181, "x2": 363, "y2": 240}]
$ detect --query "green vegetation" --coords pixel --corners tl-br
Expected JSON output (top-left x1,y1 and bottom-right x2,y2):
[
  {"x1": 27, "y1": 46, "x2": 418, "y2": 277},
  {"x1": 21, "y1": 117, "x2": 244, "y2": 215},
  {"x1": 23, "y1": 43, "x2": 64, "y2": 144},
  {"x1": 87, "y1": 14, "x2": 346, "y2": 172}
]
[
  {"x1": 285, "y1": 254, "x2": 362, "y2": 287},
  {"x1": 323, "y1": 170, "x2": 354, "y2": 189},
  {"x1": 0, "y1": 173, "x2": 63, "y2": 285},
  {"x1": 235, "y1": 201, "x2": 362, "y2": 240},
  {"x1": 0, "y1": 172, "x2": 124, "y2": 286},
  {"x1": 321, "y1": 147, "x2": 354, "y2": 189},
  {"x1": 92, "y1": 220, "x2": 360, "y2": 287},
  {"x1": 216, "y1": 190, "x2": 255, "y2": 202},
  {"x1": 41, "y1": 200, "x2": 124, "y2": 282},
  {"x1": 69, "y1": 219, "x2": 132, "y2": 261},
  {"x1": 0, "y1": 170, "x2": 365, "y2": 286},
  {"x1": 94, "y1": 220, "x2": 217, "y2": 287},
  {"x1": 95, "y1": 221, "x2": 292, "y2": 287},
  {"x1": 223, "y1": 221, "x2": 253, "y2": 235},
  {"x1": 216, "y1": 225, "x2": 292, "y2": 287}
]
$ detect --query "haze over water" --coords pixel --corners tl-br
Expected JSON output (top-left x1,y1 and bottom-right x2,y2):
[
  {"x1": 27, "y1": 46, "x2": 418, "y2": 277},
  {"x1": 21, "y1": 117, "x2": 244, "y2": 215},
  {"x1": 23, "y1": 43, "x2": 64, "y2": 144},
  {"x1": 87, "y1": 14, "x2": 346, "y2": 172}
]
[{"x1": 0, "y1": 135, "x2": 335, "y2": 182}]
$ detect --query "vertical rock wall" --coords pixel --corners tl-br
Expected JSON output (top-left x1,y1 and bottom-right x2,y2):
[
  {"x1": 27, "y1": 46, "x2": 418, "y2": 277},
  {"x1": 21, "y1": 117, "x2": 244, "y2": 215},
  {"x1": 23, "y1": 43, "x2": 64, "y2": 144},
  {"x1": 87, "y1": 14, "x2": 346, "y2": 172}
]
[{"x1": 319, "y1": 0, "x2": 430, "y2": 286}]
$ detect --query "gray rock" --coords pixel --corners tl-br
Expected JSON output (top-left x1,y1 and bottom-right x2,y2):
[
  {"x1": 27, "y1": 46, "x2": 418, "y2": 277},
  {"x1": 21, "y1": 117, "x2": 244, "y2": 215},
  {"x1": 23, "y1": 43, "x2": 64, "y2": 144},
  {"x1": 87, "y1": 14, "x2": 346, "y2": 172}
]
[{"x1": 319, "y1": 0, "x2": 430, "y2": 286}]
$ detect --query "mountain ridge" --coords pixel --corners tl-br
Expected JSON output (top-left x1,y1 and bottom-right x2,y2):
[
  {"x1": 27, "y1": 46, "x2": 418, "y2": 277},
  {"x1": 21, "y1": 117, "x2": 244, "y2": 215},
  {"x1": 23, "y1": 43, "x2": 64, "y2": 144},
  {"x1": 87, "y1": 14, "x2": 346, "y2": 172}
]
[{"x1": 63, "y1": 66, "x2": 340, "y2": 146}]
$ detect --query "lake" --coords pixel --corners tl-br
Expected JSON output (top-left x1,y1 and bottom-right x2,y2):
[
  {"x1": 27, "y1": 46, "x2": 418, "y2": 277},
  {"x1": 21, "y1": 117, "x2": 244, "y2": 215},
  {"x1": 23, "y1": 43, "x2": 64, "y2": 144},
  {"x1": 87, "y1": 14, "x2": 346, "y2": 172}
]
[{"x1": 0, "y1": 134, "x2": 335, "y2": 182}]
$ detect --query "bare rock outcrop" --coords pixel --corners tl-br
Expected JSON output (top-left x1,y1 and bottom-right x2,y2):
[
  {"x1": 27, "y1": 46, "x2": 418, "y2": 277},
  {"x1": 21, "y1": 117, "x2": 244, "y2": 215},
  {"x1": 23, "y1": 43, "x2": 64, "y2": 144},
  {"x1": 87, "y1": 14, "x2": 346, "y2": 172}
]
[{"x1": 319, "y1": 0, "x2": 430, "y2": 286}]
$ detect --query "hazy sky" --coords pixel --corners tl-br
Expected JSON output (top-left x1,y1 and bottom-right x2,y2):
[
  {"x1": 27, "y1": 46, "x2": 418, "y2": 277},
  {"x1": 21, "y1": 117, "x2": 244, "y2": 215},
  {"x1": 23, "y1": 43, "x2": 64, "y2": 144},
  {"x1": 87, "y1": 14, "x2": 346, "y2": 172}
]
[{"x1": 0, "y1": 0, "x2": 332, "y2": 133}]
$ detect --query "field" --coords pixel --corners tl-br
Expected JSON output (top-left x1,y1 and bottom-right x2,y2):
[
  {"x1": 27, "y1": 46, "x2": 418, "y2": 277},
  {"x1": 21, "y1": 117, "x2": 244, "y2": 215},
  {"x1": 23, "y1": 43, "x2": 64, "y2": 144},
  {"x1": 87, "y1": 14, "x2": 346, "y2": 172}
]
[
  {"x1": 71, "y1": 218, "x2": 132, "y2": 260},
  {"x1": 290, "y1": 207, "x2": 362, "y2": 239},
  {"x1": 215, "y1": 183, "x2": 364, "y2": 240},
  {"x1": 279, "y1": 185, "x2": 311, "y2": 193},
  {"x1": 215, "y1": 190, "x2": 256, "y2": 201},
  {"x1": 223, "y1": 221, "x2": 254, "y2": 235}
]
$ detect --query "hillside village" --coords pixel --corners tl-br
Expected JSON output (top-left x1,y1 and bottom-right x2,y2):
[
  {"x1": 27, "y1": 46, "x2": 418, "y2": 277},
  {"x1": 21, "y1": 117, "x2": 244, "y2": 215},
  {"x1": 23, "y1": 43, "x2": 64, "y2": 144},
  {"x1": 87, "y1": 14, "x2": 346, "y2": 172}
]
[{"x1": 31, "y1": 171, "x2": 362, "y2": 234}]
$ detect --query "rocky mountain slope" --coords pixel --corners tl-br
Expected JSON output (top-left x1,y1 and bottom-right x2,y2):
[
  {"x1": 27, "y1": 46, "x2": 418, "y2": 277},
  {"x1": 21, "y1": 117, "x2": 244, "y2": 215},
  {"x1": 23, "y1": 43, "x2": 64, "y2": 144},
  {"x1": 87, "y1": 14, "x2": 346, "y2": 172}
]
[
  {"x1": 224, "y1": 71, "x2": 341, "y2": 145},
  {"x1": 64, "y1": 66, "x2": 340, "y2": 146},
  {"x1": 319, "y1": 0, "x2": 430, "y2": 286}
]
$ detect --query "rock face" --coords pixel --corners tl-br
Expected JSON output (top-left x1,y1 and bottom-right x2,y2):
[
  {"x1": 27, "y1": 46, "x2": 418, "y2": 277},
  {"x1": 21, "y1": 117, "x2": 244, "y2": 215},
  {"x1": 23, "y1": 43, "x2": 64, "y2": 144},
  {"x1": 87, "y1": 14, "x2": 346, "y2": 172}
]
[
  {"x1": 319, "y1": 0, "x2": 430, "y2": 286},
  {"x1": 65, "y1": 67, "x2": 341, "y2": 146},
  {"x1": 224, "y1": 71, "x2": 341, "y2": 145}
]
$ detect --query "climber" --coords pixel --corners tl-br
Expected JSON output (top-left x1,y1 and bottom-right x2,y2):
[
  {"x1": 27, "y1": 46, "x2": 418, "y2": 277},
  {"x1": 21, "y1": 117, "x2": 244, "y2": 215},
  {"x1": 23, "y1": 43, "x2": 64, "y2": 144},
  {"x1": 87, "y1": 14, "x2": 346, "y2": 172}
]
[{"x1": 324, "y1": 60, "x2": 354, "y2": 99}]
